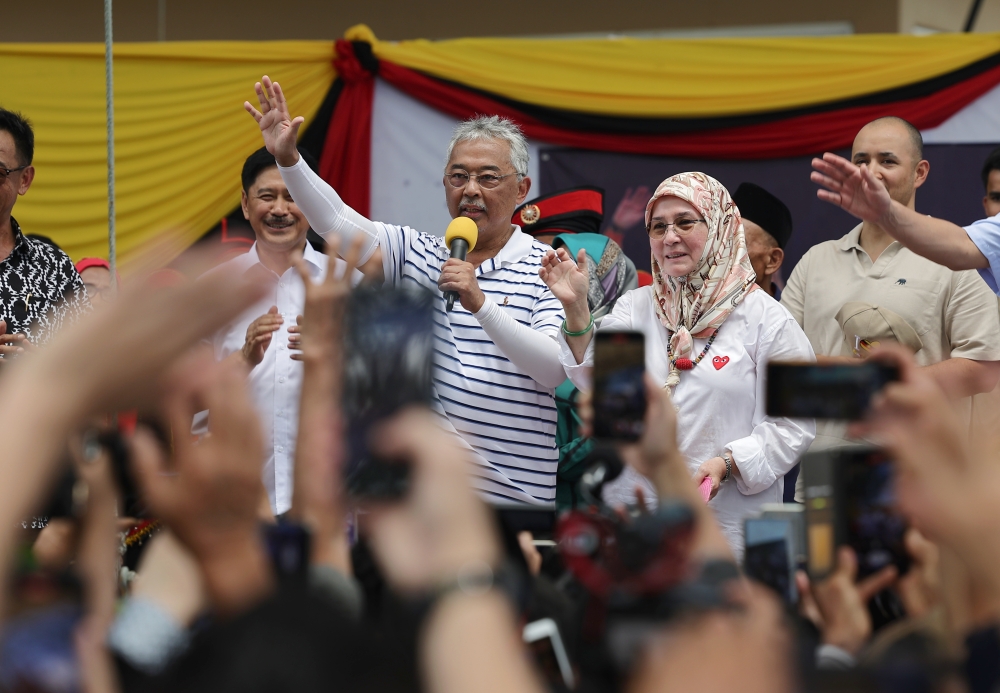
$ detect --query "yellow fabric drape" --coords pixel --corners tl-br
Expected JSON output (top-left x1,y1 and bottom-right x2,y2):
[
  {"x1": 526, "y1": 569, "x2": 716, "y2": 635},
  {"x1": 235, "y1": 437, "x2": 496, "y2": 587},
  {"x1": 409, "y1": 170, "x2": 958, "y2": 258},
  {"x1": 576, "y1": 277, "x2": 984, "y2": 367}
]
[
  {"x1": 0, "y1": 41, "x2": 334, "y2": 271},
  {"x1": 4, "y1": 32, "x2": 1000, "y2": 267},
  {"x1": 353, "y1": 25, "x2": 1000, "y2": 117}
]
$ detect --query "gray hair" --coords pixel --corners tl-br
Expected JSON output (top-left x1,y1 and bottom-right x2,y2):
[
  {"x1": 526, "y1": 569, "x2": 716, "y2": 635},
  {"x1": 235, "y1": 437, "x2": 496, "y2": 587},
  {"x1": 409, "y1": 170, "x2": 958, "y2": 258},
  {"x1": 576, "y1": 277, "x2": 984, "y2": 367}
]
[{"x1": 446, "y1": 115, "x2": 529, "y2": 179}]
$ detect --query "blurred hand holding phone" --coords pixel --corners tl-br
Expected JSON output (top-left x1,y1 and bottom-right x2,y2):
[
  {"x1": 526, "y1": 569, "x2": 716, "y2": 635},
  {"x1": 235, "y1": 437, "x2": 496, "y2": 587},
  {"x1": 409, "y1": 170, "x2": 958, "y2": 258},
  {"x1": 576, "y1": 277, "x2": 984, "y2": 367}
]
[{"x1": 802, "y1": 446, "x2": 909, "y2": 582}]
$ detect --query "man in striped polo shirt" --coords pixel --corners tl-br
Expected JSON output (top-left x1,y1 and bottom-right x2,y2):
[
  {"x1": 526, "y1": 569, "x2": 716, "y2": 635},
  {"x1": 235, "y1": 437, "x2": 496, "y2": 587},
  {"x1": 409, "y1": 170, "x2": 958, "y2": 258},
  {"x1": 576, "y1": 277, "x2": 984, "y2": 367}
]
[{"x1": 245, "y1": 76, "x2": 569, "y2": 505}]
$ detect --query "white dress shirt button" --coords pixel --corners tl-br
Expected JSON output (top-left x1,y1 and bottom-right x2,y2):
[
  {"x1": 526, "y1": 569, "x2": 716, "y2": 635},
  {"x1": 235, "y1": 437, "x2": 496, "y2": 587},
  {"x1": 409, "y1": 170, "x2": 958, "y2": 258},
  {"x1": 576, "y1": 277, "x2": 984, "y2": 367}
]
[{"x1": 279, "y1": 377, "x2": 286, "y2": 383}]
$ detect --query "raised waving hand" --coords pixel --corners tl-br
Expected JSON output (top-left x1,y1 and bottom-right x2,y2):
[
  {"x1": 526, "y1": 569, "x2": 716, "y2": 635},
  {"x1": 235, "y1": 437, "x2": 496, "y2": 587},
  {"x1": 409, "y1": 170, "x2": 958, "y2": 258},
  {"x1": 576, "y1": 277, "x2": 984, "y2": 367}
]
[
  {"x1": 244, "y1": 75, "x2": 303, "y2": 167},
  {"x1": 539, "y1": 247, "x2": 590, "y2": 312},
  {"x1": 810, "y1": 152, "x2": 892, "y2": 223}
]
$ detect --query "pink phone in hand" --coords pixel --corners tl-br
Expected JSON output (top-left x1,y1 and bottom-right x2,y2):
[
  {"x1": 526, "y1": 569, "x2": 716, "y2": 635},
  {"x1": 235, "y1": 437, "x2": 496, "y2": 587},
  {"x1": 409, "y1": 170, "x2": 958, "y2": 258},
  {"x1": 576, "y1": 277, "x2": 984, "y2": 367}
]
[{"x1": 699, "y1": 477, "x2": 712, "y2": 503}]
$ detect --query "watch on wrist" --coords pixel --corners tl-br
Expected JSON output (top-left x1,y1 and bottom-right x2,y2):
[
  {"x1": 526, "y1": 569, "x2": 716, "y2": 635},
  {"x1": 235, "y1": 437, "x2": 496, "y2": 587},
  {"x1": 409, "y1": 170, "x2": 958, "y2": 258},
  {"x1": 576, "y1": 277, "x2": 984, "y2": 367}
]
[
  {"x1": 721, "y1": 452, "x2": 733, "y2": 483},
  {"x1": 412, "y1": 560, "x2": 529, "y2": 624}
]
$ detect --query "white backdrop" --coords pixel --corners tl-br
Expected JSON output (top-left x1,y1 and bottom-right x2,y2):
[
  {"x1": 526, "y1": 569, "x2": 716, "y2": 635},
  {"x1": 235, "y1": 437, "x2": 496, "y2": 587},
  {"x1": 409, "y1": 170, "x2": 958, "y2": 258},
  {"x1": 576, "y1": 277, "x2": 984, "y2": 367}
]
[
  {"x1": 370, "y1": 78, "x2": 541, "y2": 236},
  {"x1": 369, "y1": 76, "x2": 1000, "y2": 235}
]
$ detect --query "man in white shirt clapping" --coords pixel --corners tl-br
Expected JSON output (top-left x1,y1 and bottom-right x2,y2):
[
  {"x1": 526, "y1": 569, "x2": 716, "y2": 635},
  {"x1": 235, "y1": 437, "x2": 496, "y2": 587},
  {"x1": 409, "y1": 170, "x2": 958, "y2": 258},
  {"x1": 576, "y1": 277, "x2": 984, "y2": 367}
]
[{"x1": 205, "y1": 146, "x2": 358, "y2": 516}]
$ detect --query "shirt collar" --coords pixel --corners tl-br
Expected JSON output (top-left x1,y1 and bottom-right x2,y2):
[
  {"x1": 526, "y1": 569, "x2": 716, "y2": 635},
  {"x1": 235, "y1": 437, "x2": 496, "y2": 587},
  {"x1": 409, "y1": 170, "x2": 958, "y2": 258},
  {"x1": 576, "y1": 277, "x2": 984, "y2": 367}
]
[
  {"x1": 489, "y1": 226, "x2": 534, "y2": 267},
  {"x1": 835, "y1": 222, "x2": 902, "y2": 259},
  {"x1": 836, "y1": 223, "x2": 865, "y2": 252},
  {"x1": 4, "y1": 217, "x2": 32, "y2": 263},
  {"x1": 244, "y1": 240, "x2": 326, "y2": 278}
]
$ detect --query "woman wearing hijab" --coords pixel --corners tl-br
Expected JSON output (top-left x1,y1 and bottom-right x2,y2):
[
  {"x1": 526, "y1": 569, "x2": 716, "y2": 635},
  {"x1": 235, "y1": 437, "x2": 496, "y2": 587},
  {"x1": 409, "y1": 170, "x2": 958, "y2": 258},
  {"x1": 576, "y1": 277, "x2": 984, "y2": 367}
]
[{"x1": 540, "y1": 172, "x2": 815, "y2": 557}]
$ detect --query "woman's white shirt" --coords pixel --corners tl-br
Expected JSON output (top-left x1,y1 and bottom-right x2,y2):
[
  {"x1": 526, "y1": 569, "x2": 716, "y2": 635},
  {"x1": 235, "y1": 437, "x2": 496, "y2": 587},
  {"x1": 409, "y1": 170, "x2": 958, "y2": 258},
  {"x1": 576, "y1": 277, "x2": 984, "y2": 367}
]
[{"x1": 560, "y1": 286, "x2": 816, "y2": 558}]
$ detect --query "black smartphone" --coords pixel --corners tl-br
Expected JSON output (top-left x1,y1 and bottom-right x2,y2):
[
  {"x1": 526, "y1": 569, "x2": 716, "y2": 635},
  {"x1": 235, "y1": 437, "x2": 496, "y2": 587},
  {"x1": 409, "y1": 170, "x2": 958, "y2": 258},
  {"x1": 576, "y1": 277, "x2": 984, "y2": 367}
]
[
  {"x1": 766, "y1": 361, "x2": 900, "y2": 420},
  {"x1": 342, "y1": 286, "x2": 435, "y2": 500},
  {"x1": 743, "y1": 517, "x2": 797, "y2": 604},
  {"x1": 592, "y1": 331, "x2": 646, "y2": 441},
  {"x1": 802, "y1": 446, "x2": 910, "y2": 581}
]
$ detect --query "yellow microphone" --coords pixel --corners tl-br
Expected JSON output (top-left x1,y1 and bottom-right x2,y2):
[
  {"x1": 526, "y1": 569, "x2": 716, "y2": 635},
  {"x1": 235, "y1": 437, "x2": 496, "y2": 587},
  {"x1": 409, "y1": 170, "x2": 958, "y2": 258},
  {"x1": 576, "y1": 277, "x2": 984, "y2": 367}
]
[{"x1": 443, "y1": 217, "x2": 479, "y2": 312}]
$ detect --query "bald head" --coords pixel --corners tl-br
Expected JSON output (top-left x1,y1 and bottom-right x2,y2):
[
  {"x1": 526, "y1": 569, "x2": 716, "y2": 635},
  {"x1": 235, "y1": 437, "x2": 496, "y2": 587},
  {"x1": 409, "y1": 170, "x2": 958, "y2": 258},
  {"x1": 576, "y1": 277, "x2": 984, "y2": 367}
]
[
  {"x1": 851, "y1": 116, "x2": 929, "y2": 209},
  {"x1": 856, "y1": 116, "x2": 923, "y2": 161}
]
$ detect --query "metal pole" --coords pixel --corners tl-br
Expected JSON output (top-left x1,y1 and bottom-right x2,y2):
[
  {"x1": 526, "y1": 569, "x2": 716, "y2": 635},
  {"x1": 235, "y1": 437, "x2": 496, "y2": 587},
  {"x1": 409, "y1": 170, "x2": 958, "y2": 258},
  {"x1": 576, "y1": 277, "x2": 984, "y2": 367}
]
[
  {"x1": 158, "y1": 0, "x2": 166, "y2": 42},
  {"x1": 104, "y1": 0, "x2": 117, "y2": 278},
  {"x1": 965, "y1": 0, "x2": 985, "y2": 31}
]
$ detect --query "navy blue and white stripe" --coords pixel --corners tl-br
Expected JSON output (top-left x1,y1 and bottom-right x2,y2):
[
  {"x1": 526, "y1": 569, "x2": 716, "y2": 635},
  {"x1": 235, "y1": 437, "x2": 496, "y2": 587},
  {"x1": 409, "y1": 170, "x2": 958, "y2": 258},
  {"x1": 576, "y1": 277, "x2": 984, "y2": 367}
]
[{"x1": 377, "y1": 222, "x2": 565, "y2": 505}]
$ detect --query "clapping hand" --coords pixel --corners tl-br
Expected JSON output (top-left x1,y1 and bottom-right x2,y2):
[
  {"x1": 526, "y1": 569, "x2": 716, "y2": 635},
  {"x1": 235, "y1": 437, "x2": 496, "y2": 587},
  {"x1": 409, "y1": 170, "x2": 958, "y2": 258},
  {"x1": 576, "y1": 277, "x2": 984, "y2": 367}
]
[
  {"x1": 244, "y1": 75, "x2": 303, "y2": 167},
  {"x1": 241, "y1": 306, "x2": 282, "y2": 367},
  {"x1": 811, "y1": 152, "x2": 892, "y2": 224}
]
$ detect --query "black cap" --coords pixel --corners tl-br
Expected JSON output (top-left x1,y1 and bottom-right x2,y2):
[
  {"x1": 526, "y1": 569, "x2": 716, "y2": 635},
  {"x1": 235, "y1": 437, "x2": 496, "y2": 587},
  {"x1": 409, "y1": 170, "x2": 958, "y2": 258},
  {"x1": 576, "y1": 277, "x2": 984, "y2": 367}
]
[{"x1": 732, "y1": 183, "x2": 793, "y2": 249}]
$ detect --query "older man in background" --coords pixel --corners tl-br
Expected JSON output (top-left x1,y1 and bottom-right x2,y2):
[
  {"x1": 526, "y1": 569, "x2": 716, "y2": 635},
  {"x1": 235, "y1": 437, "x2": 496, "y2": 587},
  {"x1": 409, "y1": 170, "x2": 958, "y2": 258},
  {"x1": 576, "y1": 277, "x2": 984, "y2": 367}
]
[{"x1": 732, "y1": 182, "x2": 793, "y2": 299}]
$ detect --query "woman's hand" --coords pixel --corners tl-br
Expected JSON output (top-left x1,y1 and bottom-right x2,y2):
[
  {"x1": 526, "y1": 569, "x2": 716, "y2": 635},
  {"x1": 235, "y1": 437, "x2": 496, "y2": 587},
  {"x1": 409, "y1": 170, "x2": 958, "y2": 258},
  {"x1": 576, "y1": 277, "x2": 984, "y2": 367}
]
[
  {"x1": 693, "y1": 456, "x2": 727, "y2": 500},
  {"x1": 539, "y1": 247, "x2": 590, "y2": 316}
]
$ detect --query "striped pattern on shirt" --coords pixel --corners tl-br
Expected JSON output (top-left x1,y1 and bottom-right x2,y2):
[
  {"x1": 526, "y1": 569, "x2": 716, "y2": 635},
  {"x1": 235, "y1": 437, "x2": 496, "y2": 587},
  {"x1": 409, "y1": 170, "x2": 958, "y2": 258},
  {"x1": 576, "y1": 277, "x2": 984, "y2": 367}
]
[{"x1": 377, "y1": 222, "x2": 565, "y2": 505}]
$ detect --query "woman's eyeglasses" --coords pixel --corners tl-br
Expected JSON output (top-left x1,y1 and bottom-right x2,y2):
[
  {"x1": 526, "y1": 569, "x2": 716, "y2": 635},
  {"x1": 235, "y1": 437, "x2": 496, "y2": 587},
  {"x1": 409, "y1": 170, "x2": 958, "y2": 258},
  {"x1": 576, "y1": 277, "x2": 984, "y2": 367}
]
[{"x1": 646, "y1": 218, "x2": 706, "y2": 239}]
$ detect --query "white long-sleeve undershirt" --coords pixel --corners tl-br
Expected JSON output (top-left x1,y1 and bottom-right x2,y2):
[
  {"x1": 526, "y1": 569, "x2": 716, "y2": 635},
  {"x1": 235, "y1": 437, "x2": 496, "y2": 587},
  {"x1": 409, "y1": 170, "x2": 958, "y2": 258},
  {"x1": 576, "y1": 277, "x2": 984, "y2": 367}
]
[
  {"x1": 277, "y1": 156, "x2": 380, "y2": 265},
  {"x1": 473, "y1": 298, "x2": 567, "y2": 389},
  {"x1": 277, "y1": 156, "x2": 569, "y2": 391}
]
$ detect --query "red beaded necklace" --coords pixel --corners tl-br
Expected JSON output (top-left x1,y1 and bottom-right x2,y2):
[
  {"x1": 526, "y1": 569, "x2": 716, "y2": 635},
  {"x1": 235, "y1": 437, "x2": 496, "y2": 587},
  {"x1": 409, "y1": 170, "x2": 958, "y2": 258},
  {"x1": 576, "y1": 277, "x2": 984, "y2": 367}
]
[{"x1": 667, "y1": 331, "x2": 719, "y2": 371}]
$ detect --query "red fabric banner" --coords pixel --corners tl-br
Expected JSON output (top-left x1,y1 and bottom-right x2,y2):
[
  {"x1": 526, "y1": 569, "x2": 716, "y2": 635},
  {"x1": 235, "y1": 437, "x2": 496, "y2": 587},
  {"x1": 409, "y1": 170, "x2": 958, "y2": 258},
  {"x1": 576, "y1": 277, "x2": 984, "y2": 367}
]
[{"x1": 319, "y1": 40, "x2": 375, "y2": 216}]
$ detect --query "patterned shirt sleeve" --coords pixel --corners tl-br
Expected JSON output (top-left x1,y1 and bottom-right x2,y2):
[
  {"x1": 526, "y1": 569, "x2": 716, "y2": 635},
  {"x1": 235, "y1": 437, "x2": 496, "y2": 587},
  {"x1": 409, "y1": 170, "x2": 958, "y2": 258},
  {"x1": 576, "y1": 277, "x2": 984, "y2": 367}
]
[{"x1": 46, "y1": 249, "x2": 91, "y2": 339}]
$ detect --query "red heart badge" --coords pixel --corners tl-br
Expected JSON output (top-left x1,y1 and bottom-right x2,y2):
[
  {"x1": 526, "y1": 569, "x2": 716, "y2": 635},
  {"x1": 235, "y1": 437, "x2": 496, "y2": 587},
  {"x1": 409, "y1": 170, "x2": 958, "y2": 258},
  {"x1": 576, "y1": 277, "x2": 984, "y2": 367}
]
[{"x1": 712, "y1": 355, "x2": 730, "y2": 370}]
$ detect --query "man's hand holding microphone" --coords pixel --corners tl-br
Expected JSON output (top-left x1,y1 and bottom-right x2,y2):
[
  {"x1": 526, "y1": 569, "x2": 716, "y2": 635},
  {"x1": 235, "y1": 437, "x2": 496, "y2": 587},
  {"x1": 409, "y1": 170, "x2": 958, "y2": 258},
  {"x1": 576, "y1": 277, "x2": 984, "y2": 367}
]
[{"x1": 438, "y1": 217, "x2": 482, "y2": 313}]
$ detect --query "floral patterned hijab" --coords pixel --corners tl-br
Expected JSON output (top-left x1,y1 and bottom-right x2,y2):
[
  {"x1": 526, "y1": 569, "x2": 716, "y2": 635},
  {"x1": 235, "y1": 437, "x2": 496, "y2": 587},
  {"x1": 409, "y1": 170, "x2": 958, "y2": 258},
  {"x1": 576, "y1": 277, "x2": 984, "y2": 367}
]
[{"x1": 647, "y1": 172, "x2": 757, "y2": 390}]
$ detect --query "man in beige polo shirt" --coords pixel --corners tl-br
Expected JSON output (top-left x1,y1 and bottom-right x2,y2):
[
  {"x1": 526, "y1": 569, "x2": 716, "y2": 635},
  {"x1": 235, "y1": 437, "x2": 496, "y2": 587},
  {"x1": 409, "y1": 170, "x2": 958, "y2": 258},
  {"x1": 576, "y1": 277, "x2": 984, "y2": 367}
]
[{"x1": 782, "y1": 116, "x2": 1000, "y2": 453}]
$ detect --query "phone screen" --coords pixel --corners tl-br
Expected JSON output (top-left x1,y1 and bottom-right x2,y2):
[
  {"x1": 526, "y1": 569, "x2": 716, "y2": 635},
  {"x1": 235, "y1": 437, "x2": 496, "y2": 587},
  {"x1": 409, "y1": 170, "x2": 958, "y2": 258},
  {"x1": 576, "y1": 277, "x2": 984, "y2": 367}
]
[
  {"x1": 766, "y1": 362, "x2": 900, "y2": 420},
  {"x1": 593, "y1": 331, "x2": 646, "y2": 441},
  {"x1": 342, "y1": 286, "x2": 435, "y2": 499},
  {"x1": 843, "y1": 449, "x2": 909, "y2": 579},
  {"x1": 744, "y1": 518, "x2": 797, "y2": 603}
]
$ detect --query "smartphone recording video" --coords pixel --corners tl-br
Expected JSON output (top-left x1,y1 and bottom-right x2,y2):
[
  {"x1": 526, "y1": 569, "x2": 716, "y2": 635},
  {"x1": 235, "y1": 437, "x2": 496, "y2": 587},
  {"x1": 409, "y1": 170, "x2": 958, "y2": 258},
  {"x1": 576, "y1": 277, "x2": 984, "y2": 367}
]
[
  {"x1": 593, "y1": 331, "x2": 646, "y2": 441},
  {"x1": 766, "y1": 361, "x2": 900, "y2": 420},
  {"x1": 743, "y1": 517, "x2": 797, "y2": 604},
  {"x1": 342, "y1": 286, "x2": 435, "y2": 500},
  {"x1": 802, "y1": 446, "x2": 909, "y2": 581}
]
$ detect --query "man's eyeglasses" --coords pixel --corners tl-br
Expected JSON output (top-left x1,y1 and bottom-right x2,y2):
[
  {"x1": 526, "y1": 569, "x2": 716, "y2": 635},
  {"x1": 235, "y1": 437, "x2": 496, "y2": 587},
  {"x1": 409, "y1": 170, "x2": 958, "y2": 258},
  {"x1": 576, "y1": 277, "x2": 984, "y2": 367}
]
[
  {"x1": 0, "y1": 165, "x2": 27, "y2": 183},
  {"x1": 446, "y1": 171, "x2": 516, "y2": 190},
  {"x1": 646, "y1": 218, "x2": 707, "y2": 239}
]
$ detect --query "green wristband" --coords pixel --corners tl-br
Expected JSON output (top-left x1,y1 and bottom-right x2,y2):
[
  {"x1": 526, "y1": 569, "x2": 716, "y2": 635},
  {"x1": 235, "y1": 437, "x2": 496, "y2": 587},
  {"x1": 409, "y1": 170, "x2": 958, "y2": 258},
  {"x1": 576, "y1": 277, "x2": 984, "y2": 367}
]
[{"x1": 561, "y1": 315, "x2": 595, "y2": 337}]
